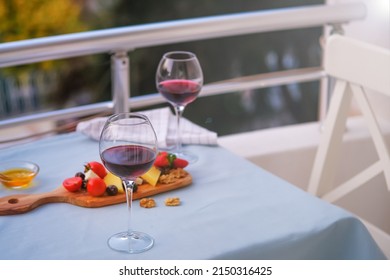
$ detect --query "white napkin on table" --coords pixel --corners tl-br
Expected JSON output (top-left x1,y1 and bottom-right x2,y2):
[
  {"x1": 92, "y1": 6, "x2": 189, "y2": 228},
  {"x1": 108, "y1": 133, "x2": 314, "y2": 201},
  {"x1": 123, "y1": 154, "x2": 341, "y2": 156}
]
[{"x1": 76, "y1": 107, "x2": 218, "y2": 149}]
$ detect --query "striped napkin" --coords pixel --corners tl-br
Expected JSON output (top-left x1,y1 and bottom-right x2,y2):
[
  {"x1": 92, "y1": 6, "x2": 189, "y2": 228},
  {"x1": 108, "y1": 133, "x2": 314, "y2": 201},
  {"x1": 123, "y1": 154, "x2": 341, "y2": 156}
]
[{"x1": 76, "y1": 107, "x2": 218, "y2": 148}]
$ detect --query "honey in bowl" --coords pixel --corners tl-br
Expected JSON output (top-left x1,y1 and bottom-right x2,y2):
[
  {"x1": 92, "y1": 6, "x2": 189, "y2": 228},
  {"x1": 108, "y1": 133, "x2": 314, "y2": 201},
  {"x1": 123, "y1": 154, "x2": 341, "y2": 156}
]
[{"x1": 0, "y1": 161, "x2": 39, "y2": 189}]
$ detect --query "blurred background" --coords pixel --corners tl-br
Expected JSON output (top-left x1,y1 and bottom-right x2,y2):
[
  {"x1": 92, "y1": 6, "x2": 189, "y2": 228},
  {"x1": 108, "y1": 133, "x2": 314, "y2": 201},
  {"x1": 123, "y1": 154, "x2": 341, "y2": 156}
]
[{"x1": 1, "y1": 0, "x2": 327, "y2": 137}]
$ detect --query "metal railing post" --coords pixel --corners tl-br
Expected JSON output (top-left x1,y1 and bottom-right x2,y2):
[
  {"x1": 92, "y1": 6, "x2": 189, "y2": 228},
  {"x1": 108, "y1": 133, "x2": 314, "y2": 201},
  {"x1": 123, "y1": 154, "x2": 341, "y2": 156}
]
[{"x1": 111, "y1": 51, "x2": 130, "y2": 114}]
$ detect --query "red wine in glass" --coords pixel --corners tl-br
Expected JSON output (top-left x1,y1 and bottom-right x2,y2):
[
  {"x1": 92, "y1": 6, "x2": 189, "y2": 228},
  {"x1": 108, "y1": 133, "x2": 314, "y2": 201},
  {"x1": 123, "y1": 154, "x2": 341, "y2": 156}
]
[
  {"x1": 158, "y1": 79, "x2": 202, "y2": 106},
  {"x1": 156, "y1": 51, "x2": 203, "y2": 163},
  {"x1": 101, "y1": 145, "x2": 156, "y2": 179},
  {"x1": 99, "y1": 112, "x2": 158, "y2": 254}
]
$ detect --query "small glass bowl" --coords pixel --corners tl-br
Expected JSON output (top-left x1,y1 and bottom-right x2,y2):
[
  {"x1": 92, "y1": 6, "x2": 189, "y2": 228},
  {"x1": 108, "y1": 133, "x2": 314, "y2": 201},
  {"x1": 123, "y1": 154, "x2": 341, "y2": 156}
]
[{"x1": 0, "y1": 160, "x2": 40, "y2": 189}]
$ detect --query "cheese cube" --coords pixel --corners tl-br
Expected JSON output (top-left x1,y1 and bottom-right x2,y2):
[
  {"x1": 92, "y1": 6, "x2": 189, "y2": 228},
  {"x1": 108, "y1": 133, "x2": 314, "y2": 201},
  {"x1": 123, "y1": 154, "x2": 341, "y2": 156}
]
[
  {"x1": 103, "y1": 172, "x2": 124, "y2": 193},
  {"x1": 141, "y1": 166, "x2": 161, "y2": 186}
]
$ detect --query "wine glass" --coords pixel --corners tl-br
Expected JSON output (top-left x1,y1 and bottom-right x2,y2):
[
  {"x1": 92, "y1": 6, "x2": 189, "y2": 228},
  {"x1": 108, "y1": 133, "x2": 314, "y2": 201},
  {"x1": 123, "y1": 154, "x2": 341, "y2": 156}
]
[
  {"x1": 99, "y1": 113, "x2": 158, "y2": 253},
  {"x1": 156, "y1": 51, "x2": 203, "y2": 163}
]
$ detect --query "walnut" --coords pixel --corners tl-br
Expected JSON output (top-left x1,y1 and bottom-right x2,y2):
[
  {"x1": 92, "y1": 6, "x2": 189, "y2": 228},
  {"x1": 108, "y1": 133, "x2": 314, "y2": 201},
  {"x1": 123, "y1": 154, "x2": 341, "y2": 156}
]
[
  {"x1": 140, "y1": 198, "x2": 156, "y2": 208},
  {"x1": 165, "y1": 197, "x2": 181, "y2": 206},
  {"x1": 159, "y1": 168, "x2": 188, "y2": 184}
]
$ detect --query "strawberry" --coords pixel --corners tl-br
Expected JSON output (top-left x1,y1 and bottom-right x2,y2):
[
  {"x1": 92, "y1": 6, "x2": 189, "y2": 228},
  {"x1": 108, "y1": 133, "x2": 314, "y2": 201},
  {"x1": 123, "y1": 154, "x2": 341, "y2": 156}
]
[
  {"x1": 63, "y1": 177, "x2": 83, "y2": 192},
  {"x1": 173, "y1": 158, "x2": 189, "y2": 169},
  {"x1": 84, "y1": 161, "x2": 107, "y2": 179},
  {"x1": 154, "y1": 152, "x2": 188, "y2": 169},
  {"x1": 154, "y1": 152, "x2": 170, "y2": 168}
]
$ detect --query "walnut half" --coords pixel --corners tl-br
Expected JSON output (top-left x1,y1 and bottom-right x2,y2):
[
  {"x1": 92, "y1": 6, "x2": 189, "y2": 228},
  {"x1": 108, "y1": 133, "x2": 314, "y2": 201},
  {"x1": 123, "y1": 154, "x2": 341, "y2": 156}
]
[
  {"x1": 140, "y1": 198, "x2": 156, "y2": 208},
  {"x1": 159, "y1": 168, "x2": 188, "y2": 184},
  {"x1": 165, "y1": 197, "x2": 181, "y2": 206}
]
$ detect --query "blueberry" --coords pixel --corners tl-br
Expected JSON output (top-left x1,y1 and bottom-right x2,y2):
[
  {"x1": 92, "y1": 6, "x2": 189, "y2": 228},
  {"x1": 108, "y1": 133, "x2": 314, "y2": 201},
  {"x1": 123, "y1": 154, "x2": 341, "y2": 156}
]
[
  {"x1": 75, "y1": 172, "x2": 85, "y2": 180},
  {"x1": 106, "y1": 185, "x2": 118, "y2": 196},
  {"x1": 81, "y1": 180, "x2": 87, "y2": 189}
]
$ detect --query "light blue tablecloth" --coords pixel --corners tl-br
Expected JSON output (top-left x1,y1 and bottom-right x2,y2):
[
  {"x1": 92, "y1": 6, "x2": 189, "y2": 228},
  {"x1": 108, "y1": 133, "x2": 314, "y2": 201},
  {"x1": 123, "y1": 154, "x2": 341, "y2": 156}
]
[{"x1": 0, "y1": 133, "x2": 385, "y2": 259}]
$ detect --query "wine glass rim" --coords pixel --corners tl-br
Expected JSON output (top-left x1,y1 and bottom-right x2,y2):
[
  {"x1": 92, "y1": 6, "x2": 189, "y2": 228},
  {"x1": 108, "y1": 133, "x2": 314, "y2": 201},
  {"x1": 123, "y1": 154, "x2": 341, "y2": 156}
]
[
  {"x1": 106, "y1": 112, "x2": 150, "y2": 125},
  {"x1": 163, "y1": 51, "x2": 197, "y2": 61}
]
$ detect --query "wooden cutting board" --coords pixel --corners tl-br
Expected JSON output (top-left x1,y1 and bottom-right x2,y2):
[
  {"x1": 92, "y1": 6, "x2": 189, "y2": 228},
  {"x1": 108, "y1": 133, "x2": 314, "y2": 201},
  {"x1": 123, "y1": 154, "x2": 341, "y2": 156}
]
[{"x1": 0, "y1": 174, "x2": 192, "y2": 215}]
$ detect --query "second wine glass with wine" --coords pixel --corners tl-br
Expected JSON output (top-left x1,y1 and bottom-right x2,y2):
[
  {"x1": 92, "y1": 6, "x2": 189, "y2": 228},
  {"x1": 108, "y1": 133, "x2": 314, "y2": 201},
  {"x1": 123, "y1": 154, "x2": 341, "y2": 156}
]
[
  {"x1": 99, "y1": 113, "x2": 158, "y2": 254},
  {"x1": 156, "y1": 51, "x2": 203, "y2": 163}
]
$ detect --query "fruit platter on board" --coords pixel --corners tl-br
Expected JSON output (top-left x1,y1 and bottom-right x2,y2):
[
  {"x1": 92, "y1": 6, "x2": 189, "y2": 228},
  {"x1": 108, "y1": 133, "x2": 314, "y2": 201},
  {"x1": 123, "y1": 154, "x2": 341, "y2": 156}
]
[{"x1": 0, "y1": 152, "x2": 192, "y2": 215}]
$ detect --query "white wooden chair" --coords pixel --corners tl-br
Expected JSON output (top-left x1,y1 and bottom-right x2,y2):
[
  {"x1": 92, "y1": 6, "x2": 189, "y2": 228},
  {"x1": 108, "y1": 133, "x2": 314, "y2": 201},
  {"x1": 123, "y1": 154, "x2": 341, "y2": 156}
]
[{"x1": 308, "y1": 35, "x2": 390, "y2": 255}]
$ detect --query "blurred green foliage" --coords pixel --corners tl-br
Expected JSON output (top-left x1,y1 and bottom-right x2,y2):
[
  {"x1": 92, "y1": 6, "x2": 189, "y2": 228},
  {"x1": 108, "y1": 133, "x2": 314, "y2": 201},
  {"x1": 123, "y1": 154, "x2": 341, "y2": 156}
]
[{"x1": 0, "y1": 0, "x2": 88, "y2": 72}]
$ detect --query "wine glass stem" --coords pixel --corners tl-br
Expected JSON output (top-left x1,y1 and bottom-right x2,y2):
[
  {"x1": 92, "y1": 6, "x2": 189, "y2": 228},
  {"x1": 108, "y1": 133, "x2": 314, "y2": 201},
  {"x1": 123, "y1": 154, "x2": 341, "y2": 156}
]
[
  {"x1": 123, "y1": 180, "x2": 134, "y2": 235},
  {"x1": 174, "y1": 105, "x2": 185, "y2": 154}
]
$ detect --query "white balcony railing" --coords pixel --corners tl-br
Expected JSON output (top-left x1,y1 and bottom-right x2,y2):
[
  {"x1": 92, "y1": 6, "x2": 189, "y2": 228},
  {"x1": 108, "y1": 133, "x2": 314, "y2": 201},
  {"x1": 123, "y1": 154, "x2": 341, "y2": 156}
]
[{"x1": 0, "y1": 3, "x2": 366, "y2": 129}]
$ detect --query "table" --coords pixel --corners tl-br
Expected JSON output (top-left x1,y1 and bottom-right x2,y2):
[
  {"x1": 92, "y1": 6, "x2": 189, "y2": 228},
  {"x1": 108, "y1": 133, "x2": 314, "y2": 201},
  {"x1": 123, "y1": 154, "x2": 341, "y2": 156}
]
[{"x1": 0, "y1": 132, "x2": 386, "y2": 260}]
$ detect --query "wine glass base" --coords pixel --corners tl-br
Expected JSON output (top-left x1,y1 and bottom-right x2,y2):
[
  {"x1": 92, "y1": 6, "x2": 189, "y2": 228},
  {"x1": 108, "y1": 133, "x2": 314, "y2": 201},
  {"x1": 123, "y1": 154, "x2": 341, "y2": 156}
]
[{"x1": 107, "y1": 231, "x2": 154, "y2": 254}]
